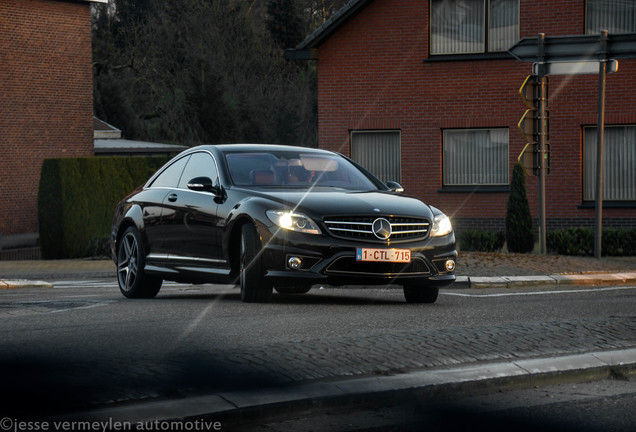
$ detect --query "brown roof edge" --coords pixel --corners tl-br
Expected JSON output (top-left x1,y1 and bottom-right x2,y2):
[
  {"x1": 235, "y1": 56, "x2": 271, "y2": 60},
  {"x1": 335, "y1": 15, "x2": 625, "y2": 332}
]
[{"x1": 285, "y1": 0, "x2": 374, "y2": 60}]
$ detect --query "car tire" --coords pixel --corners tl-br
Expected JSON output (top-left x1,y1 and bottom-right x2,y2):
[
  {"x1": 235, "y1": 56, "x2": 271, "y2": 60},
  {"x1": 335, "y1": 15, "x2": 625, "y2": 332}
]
[
  {"x1": 240, "y1": 223, "x2": 273, "y2": 303},
  {"x1": 117, "y1": 226, "x2": 162, "y2": 299},
  {"x1": 402, "y1": 285, "x2": 439, "y2": 304},
  {"x1": 275, "y1": 285, "x2": 312, "y2": 295}
]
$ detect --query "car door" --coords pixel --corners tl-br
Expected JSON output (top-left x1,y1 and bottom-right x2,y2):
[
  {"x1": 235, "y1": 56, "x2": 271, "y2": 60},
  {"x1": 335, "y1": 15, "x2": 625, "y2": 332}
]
[
  {"x1": 161, "y1": 151, "x2": 224, "y2": 266},
  {"x1": 142, "y1": 155, "x2": 190, "y2": 256}
]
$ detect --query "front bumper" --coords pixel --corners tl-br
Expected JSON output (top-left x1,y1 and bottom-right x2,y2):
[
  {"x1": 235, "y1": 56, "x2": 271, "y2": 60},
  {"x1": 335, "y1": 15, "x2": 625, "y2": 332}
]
[{"x1": 259, "y1": 227, "x2": 457, "y2": 288}]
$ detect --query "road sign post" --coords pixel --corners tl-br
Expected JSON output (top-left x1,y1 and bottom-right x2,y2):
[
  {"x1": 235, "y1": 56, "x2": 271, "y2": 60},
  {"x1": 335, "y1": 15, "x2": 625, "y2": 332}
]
[
  {"x1": 509, "y1": 31, "x2": 636, "y2": 258},
  {"x1": 517, "y1": 75, "x2": 550, "y2": 177},
  {"x1": 594, "y1": 30, "x2": 609, "y2": 259},
  {"x1": 516, "y1": 65, "x2": 549, "y2": 254},
  {"x1": 537, "y1": 34, "x2": 548, "y2": 255}
]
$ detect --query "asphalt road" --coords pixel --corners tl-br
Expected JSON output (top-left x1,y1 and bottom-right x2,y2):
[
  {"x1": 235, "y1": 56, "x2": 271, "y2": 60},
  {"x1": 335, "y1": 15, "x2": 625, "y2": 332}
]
[{"x1": 1, "y1": 279, "x2": 635, "y2": 425}]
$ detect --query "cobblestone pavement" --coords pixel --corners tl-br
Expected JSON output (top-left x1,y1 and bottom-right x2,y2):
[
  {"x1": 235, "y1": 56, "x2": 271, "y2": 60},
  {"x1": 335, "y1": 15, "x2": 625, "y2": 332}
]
[
  {"x1": 176, "y1": 316, "x2": 636, "y2": 390},
  {"x1": 8, "y1": 314, "x2": 634, "y2": 415}
]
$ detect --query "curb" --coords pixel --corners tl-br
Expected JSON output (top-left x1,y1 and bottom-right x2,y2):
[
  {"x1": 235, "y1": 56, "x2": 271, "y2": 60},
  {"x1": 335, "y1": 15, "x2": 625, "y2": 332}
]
[
  {"x1": 2, "y1": 273, "x2": 636, "y2": 291},
  {"x1": 50, "y1": 348, "x2": 636, "y2": 424},
  {"x1": 0, "y1": 279, "x2": 53, "y2": 289},
  {"x1": 454, "y1": 272, "x2": 636, "y2": 289}
]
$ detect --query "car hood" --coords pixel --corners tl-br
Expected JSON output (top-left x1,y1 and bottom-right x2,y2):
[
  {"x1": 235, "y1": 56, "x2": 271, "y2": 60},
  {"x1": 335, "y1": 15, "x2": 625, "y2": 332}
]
[{"x1": 237, "y1": 187, "x2": 434, "y2": 219}]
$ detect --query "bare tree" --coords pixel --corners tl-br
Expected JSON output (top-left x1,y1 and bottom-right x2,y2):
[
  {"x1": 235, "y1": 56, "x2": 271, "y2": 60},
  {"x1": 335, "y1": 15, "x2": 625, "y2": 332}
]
[{"x1": 93, "y1": 0, "x2": 348, "y2": 147}]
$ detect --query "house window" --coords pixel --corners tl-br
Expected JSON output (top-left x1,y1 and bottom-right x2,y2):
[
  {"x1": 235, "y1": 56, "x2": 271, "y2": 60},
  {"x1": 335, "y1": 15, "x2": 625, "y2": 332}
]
[
  {"x1": 350, "y1": 131, "x2": 401, "y2": 183},
  {"x1": 443, "y1": 129, "x2": 509, "y2": 186},
  {"x1": 430, "y1": 0, "x2": 519, "y2": 55},
  {"x1": 584, "y1": 126, "x2": 636, "y2": 201},
  {"x1": 586, "y1": 0, "x2": 636, "y2": 34}
]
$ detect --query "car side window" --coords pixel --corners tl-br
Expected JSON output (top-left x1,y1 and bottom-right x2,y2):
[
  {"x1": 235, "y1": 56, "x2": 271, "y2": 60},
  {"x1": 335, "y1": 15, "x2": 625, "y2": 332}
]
[
  {"x1": 178, "y1": 152, "x2": 218, "y2": 189},
  {"x1": 149, "y1": 155, "x2": 190, "y2": 188}
]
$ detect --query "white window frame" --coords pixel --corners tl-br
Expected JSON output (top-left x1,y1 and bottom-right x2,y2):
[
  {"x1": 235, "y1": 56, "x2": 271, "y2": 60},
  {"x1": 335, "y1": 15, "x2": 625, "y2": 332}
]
[
  {"x1": 583, "y1": 125, "x2": 636, "y2": 202},
  {"x1": 443, "y1": 128, "x2": 509, "y2": 186},
  {"x1": 430, "y1": 0, "x2": 520, "y2": 55},
  {"x1": 350, "y1": 130, "x2": 401, "y2": 183}
]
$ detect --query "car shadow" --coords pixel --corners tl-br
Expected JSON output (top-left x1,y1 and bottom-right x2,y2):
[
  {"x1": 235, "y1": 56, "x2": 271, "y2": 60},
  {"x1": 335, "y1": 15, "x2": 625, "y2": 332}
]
[
  {"x1": 273, "y1": 291, "x2": 407, "y2": 305},
  {"x1": 155, "y1": 289, "x2": 413, "y2": 305}
]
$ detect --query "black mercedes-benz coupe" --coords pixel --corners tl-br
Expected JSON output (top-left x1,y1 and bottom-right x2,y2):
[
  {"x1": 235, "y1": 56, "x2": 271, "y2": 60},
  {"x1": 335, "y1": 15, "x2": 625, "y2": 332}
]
[{"x1": 111, "y1": 144, "x2": 456, "y2": 303}]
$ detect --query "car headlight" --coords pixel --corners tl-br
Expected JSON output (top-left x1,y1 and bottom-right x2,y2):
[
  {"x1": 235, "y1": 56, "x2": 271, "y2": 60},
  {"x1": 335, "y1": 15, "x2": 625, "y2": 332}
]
[
  {"x1": 266, "y1": 210, "x2": 321, "y2": 235},
  {"x1": 430, "y1": 213, "x2": 452, "y2": 237}
]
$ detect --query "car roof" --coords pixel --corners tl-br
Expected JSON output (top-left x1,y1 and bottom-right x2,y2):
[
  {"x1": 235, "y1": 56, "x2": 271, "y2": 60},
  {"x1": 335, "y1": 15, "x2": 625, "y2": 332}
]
[{"x1": 192, "y1": 143, "x2": 336, "y2": 155}]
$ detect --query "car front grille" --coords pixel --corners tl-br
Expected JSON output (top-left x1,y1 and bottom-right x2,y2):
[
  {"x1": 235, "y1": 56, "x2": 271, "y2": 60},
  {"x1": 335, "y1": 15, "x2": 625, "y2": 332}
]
[
  {"x1": 323, "y1": 216, "x2": 430, "y2": 242},
  {"x1": 326, "y1": 256, "x2": 431, "y2": 276}
]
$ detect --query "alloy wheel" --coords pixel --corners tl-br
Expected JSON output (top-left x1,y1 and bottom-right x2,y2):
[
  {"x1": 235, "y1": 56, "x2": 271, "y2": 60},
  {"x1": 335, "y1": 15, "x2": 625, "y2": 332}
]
[{"x1": 118, "y1": 231, "x2": 138, "y2": 292}]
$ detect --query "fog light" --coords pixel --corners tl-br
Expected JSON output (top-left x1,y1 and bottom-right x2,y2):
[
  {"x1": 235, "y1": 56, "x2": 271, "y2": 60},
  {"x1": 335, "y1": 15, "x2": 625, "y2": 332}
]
[
  {"x1": 288, "y1": 256, "x2": 302, "y2": 270},
  {"x1": 445, "y1": 259, "x2": 456, "y2": 272}
]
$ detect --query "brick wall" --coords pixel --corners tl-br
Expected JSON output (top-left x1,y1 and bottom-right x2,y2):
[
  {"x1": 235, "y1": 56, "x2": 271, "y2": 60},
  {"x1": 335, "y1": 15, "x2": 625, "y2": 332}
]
[
  {"x1": 0, "y1": 0, "x2": 94, "y2": 238},
  {"x1": 316, "y1": 0, "x2": 636, "y2": 229}
]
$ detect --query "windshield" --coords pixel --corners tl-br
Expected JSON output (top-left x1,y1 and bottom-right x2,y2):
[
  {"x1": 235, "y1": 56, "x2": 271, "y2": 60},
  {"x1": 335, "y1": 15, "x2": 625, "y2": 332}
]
[{"x1": 224, "y1": 150, "x2": 378, "y2": 190}]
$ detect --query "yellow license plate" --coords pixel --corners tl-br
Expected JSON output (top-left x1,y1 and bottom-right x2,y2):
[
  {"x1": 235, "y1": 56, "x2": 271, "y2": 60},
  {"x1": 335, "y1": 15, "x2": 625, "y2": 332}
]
[{"x1": 356, "y1": 248, "x2": 411, "y2": 263}]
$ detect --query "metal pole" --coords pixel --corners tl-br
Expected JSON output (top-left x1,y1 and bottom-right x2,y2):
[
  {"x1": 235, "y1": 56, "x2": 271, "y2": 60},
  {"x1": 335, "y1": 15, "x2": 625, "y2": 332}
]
[
  {"x1": 537, "y1": 33, "x2": 547, "y2": 254},
  {"x1": 594, "y1": 30, "x2": 608, "y2": 259}
]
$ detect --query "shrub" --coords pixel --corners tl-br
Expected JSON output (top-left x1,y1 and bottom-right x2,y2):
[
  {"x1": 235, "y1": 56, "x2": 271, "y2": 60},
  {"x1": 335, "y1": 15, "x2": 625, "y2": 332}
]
[
  {"x1": 602, "y1": 228, "x2": 636, "y2": 256},
  {"x1": 505, "y1": 162, "x2": 534, "y2": 253},
  {"x1": 547, "y1": 227, "x2": 636, "y2": 256},
  {"x1": 86, "y1": 237, "x2": 111, "y2": 258},
  {"x1": 546, "y1": 227, "x2": 593, "y2": 256},
  {"x1": 458, "y1": 230, "x2": 505, "y2": 252},
  {"x1": 38, "y1": 156, "x2": 169, "y2": 259}
]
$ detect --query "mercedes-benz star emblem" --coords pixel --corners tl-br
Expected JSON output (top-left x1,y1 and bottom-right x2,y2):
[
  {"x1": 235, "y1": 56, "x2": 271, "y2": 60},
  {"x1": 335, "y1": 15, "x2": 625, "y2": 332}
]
[{"x1": 372, "y1": 218, "x2": 391, "y2": 240}]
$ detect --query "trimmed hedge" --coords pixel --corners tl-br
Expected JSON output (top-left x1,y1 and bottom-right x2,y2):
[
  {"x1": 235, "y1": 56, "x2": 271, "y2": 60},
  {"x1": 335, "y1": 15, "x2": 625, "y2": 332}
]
[
  {"x1": 458, "y1": 229, "x2": 506, "y2": 252},
  {"x1": 547, "y1": 227, "x2": 636, "y2": 256},
  {"x1": 38, "y1": 156, "x2": 168, "y2": 259}
]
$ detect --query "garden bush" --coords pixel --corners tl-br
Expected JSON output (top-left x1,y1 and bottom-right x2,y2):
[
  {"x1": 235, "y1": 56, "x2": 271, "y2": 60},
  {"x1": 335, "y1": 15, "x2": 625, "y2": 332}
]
[
  {"x1": 458, "y1": 229, "x2": 505, "y2": 252},
  {"x1": 547, "y1": 227, "x2": 636, "y2": 256},
  {"x1": 505, "y1": 162, "x2": 534, "y2": 253},
  {"x1": 38, "y1": 156, "x2": 169, "y2": 259}
]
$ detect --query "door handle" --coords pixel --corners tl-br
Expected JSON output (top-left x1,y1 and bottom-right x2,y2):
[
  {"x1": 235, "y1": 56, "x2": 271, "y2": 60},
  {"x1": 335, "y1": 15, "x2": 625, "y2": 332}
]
[{"x1": 168, "y1": 193, "x2": 178, "y2": 202}]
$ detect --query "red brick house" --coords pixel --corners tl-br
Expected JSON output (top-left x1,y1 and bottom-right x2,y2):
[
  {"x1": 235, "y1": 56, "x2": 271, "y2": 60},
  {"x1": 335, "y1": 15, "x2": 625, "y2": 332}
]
[
  {"x1": 287, "y1": 0, "x2": 636, "y2": 236},
  {"x1": 0, "y1": 0, "x2": 105, "y2": 256}
]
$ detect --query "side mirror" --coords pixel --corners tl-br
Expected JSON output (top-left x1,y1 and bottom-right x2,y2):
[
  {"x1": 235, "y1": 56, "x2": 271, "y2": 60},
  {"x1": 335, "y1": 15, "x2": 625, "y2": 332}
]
[
  {"x1": 187, "y1": 176, "x2": 222, "y2": 196},
  {"x1": 385, "y1": 181, "x2": 404, "y2": 193}
]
